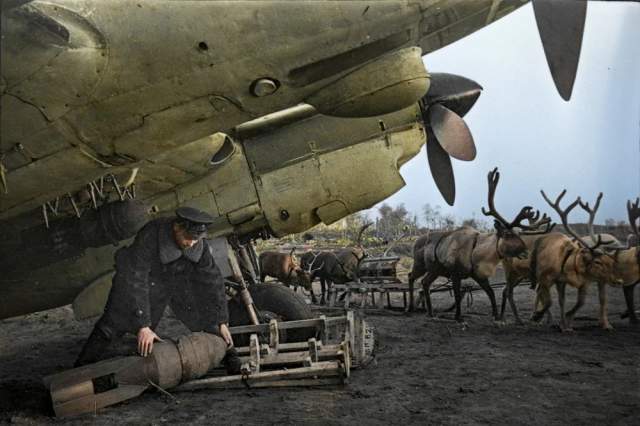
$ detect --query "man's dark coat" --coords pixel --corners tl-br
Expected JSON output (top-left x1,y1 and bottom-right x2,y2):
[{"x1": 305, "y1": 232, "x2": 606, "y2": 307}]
[{"x1": 99, "y1": 218, "x2": 228, "y2": 335}]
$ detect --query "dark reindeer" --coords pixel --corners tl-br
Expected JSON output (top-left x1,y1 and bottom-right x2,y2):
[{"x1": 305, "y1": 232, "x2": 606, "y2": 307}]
[
  {"x1": 300, "y1": 223, "x2": 372, "y2": 304},
  {"x1": 294, "y1": 251, "x2": 325, "y2": 303},
  {"x1": 408, "y1": 168, "x2": 552, "y2": 322},
  {"x1": 300, "y1": 251, "x2": 355, "y2": 304}
]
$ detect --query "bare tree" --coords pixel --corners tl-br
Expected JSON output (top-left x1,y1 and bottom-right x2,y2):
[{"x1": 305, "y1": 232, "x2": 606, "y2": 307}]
[
  {"x1": 378, "y1": 203, "x2": 412, "y2": 240},
  {"x1": 422, "y1": 203, "x2": 442, "y2": 230}
]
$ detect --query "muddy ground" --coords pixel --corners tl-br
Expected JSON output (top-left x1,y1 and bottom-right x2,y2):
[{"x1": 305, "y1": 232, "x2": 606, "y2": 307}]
[{"x1": 1, "y1": 280, "x2": 639, "y2": 425}]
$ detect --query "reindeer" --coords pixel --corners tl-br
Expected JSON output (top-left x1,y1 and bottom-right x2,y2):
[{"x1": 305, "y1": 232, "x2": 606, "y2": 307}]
[
  {"x1": 258, "y1": 248, "x2": 313, "y2": 292},
  {"x1": 299, "y1": 222, "x2": 372, "y2": 304},
  {"x1": 336, "y1": 222, "x2": 372, "y2": 275},
  {"x1": 300, "y1": 250, "x2": 355, "y2": 304},
  {"x1": 293, "y1": 251, "x2": 325, "y2": 303},
  {"x1": 531, "y1": 191, "x2": 623, "y2": 331},
  {"x1": 500, "y1": 233, "x2": 554, "y2": 324},
  {"x1": 615, "y1": 198, "x2": 640, "y2": 324},
  {"x1": 408, "y1": 168, "x2": 552, "y2": 322},
  {"x1": 575, "y1": 194, "x2": 634, "y2": 329}
]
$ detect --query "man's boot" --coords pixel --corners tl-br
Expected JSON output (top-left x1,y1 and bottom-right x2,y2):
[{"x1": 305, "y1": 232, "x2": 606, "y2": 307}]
[
  {"x1": 222, "y1": 346, "x2": 242, "y2": 375},
  {"x1": 74, "y1": 326, "x2": 115, "y2": 367}
]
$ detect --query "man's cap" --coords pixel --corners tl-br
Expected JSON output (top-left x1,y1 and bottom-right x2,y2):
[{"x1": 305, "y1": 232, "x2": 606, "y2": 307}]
[{"x1": 175, "y1": 207, "x2": 214, "y2": 239}]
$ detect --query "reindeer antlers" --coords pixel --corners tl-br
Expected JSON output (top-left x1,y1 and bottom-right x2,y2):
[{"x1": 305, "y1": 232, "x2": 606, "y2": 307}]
[
  {"x1": 578, "y1": 193, "x2": 615, "y2": 251},
  {"x1": 481, "y1": 168, "x2": 510, "y2": 226},
  {"x1": 628, "y1": 198, "x2": 640, "y2": 239},
  {"x1": 511, "y1": 206, "x2": 554, "y2": 234},
  {"x1": 578, "y1": 193, "x2": 609, "y2": 249},
  {"x1": 383, "y1": 227, "x2": 410, "y2": 257},
  {"x1": 541, "y1": 189, "x2": 586, "y2": 245},
  {"x1": 304, "y1": 251, "x2": 325, "y2": 275},
  {"x1": 356, "y1": 222, "x2": 373, "y2": 246},
  {"x1": 482, "y1": 167, "x2": 551, "y2": 232},
  {"x1": 541, "y1": 190, "x2": 609, "y2": 252}
]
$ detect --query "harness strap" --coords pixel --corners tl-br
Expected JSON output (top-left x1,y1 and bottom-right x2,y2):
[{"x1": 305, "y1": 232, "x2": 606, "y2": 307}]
[
  {"x1": 349, "y1": 251, "x2": 362, "y2": 263},
  {"x1": 285, "y1": 264, "x2": 295, "y2": 281},
  {"x1": 329, "y1": 253, "x2": 350, "y2": 276},
  {"x1": 469, "y1": 233, "x2": 480, "y2": 276},
  {"x1": 634, "y1": 246, "x2": 640, "y2": 284},
  {"x1": 433, "y1": 233, "x2": 445, "y2": 265},
  {"x1": 494, "y1": 233, "x2": 503, "y2": 260},
  {"x1": 560, "y1": 247, "x2": 575, "y2": 275}
]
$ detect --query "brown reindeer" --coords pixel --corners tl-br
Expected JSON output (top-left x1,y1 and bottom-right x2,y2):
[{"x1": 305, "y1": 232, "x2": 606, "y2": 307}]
[
  {"x1": 575, "y1": 194, "x2": 633, "y2": 329},
  {"x1": 258, "y1": 248, "x2": 312, "y2": 292},
  {"x1": 408, "y1": 168, "x2": 552, "y2": 322},
  {"x1": 500, "y1": 234, "x2": 553, "y2": 324},
  {"x1": 616, "y1": 198, "x2": 640, "y2": 324},
  {"x1": 531, "y1": 191, "x2": 622, "y2": 331}
]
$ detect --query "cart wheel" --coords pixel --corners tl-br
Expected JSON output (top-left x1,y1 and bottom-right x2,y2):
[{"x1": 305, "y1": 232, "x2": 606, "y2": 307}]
[{"x1": 228, "y1": 283, "x2": 315, "y2": 346}]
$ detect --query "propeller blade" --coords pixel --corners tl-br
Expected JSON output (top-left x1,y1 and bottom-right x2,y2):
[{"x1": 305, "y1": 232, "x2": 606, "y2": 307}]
[
  {"x1": 425, "y1": 73, "x2": 482, "y2": 117},
  {"x1": 428, "y1": 103, "x2": 476, "y2": 161},
  {"x1": 533, "y1": 0, "x2": 587, "y2": 101},
  {"x1": 426, "y1": 127, "x2": 456, "y2": 206}
]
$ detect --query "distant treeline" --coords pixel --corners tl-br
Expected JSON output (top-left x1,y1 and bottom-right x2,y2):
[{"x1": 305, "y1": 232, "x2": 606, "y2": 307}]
[{"x1": 273, "y1": 202, "x2": 634, "y2": 247}]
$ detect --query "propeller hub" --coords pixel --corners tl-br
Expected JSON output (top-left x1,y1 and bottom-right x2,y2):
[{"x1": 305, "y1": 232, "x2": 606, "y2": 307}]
[{"x1": 420, "y1": 73, "x2": 482, "y2": 206}]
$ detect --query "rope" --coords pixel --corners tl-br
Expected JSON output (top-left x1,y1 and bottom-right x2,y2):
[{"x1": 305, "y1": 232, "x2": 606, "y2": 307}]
[{"x1": 147, "y1": 379, "x2": 177, "y2": 401}]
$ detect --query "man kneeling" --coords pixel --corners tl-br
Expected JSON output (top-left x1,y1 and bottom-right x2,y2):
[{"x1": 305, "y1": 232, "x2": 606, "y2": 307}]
[{"x1": 76, "y1": 206, "x2": 240, "y2": 374}]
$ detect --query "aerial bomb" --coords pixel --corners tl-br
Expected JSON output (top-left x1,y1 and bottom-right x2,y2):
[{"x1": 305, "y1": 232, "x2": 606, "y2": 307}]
[{"x1": 44, "y1": 332, "x2": 227, "y2": 417}]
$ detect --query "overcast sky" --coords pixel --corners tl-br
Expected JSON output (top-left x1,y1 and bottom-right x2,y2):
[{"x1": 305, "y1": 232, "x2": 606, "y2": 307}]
[{"x1": 370, "y1": 1, "x2": 640, "y2": 226}]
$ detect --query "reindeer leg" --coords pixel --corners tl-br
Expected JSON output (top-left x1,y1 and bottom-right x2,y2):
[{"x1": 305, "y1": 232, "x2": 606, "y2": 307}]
[
  {"x1": 407, "y1": 272, "x2": 415, "y2": 313},
  {"x1": 408, "y1": 266, "x2": 426, "y2": 313},
  {"x1": 452, "y1": 277, "x2": 464, "y2": 322},
  {"x1": 566, "y1": 285, "x2": 586, "y2": 329},
  {"x1": 330, "y1": 281, "x2": 340, "y2": 307},
  {"x1": 320, "y1": 278, "x2": 327, "y2": 305},
  {"x1": 499, "y1": 278, "x2": 511, "y2": 321},
  {"x1": 623, "y1": 284, "x2": 638, "y2": 325},
  {"x1": 597, "y1": 282, "x2": 613, "y2": 331},
  {"x1": 308, "y1": 279, "x2": 318, "y2": 304},
  {"x1": 555, "y1": 282, "x2": 571, "y2": 332},
  {"x1": 476, "y1": 278, "x2": 498, "y2": 321},
  {"x1": 508, "y1": 279, "x2": 524, "y2": 325},
  {"x1": 421, "y1": 272, "x2": 438, "y2": 317},
  {"x1": 531, "y1": 284, "x2": 551, "y2": 323},
  {"x1": 531, "y1": 289, "x2": 541, "y2": 322}
]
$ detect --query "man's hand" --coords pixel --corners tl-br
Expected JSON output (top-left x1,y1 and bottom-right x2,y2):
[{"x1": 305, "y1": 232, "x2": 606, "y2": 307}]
[
  {"x1": 137, "y1": 327, "x2": 163, "y2": 357},
  {"x1": 219, "y1": 323, "x2": 233, "y2": 347}
]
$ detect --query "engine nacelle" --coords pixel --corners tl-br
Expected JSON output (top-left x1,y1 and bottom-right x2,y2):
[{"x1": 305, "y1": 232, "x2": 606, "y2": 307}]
[
  {"x1": 305, "y1": 47, "x2": 430, "y2": 117},
  {"x1": 149, "y1": 104, "x2": 426, "y2": 238}
]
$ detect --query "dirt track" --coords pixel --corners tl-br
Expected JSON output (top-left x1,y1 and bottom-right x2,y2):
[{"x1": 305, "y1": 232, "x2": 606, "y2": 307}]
[{"x1": 1, "y1": 283, "x2": 639, "y2": 425}]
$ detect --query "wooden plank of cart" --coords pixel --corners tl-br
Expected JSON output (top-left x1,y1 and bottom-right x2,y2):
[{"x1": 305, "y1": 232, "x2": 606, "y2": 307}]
[
  {"x1": 327, "y1": 256, "x2": 509, "y2": 310},
  {"x1": 327, "y1": 256, "x2": 413, "y2": 310}
]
